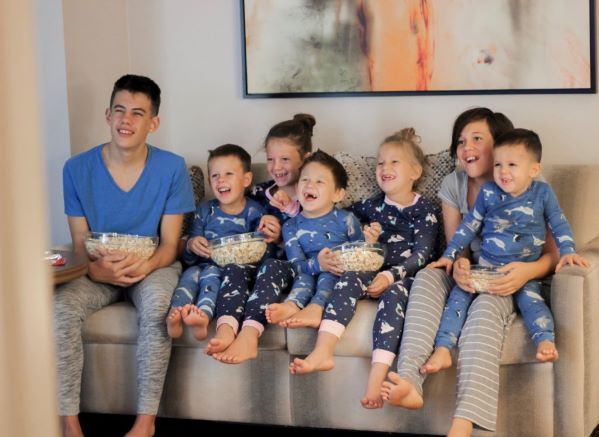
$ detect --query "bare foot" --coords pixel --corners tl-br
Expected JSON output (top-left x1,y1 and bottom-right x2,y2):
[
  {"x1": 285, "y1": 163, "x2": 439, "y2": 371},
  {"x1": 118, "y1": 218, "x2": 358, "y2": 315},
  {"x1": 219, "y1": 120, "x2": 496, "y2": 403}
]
[
  {"x1": 447, "y1": 417, "x2": 473, "y2": 437},
  {"x1": 166, "y1": 307, "x2": 184, "y2": 339},
  {"x1": 213, "y1": 326, "x2": 260, "y2": 364},
  {"x1": 380, "y1": 371, "x2": 423, "y2": 409},
  {"x1": 61, "y1": 416, "x2": 84, "y2": 437},
  {"x1": 536, "y1": 340, "x2": 559, "y2": 362},
  {"x1": 361, "y1": 362, "x2": 389, "y2": 409},
  {"x1": 281, "y1": 304, "x2": 323, "y2": 328},
  {"x1": 124, "y1": 414, "x2": 156, "y2": 437},
  {"x1": 183, "y1": 306, "x2": 210, "y2": 341},
  {"x1": 204, "y1": 323, "x2": 236, "y2": 355},
  {"x1": 420, "y1": 346, "x2": 452, "y2": 375},
  {"x1": 266, "y1": 301, "x2": 300, "y2": 324}
]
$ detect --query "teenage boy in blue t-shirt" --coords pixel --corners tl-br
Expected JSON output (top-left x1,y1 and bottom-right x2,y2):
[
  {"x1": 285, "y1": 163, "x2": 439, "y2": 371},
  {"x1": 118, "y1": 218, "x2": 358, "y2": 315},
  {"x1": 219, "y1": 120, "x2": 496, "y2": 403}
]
[{"x1": 55, "y1": 74, "x2": 195, "y2": 437}]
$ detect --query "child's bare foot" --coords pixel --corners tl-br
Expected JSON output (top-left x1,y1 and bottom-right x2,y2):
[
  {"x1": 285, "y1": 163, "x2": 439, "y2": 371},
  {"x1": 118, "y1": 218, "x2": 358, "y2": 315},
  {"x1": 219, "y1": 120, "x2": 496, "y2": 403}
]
[
  {"x1": 361, "y1": 362, "x2": 389, "y2": 409},
  {"x1": 183, "y1": 306, "x2": 210, "y2": 341},
  {"x1": 380, "y1": 371, "x2": 423, "y2": 409},
  {"x1": 166, "y1": 307, "x2": 184, "y2": 339},
  {"x1": 281, "y1": 304, "x2": 323, "y2": 328},
  {"x1": 204, "y1": 324, "x2": 236, "y2": 355},
  {"x1": 266, "y1": 301, "x2": 300, "y2": 324},
  {"x1": 289, "y1": 348, "x2": 335, "y2": 375},
  {"x1": 536, "y1": 340, "x2": 559, "y2": 362},
  {"x1": 420, "y1": 346, "x2": 452, "y2": 374},
  {"x1": 213, "y1": 326, "x2": 260, "y2": 364},
  {"x1": 447, "y1": 417, "x2": 473, "y2": 437}
]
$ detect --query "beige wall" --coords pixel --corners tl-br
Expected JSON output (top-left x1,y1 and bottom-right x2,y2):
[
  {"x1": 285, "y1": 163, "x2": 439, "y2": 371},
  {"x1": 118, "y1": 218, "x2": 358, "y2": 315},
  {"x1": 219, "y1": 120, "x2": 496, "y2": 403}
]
[
  {"x1": 64, "y1": 0, "x2": 599, "y2": 172},
  {"x1": 0, "y1": 0, "x2": 59, "y2": 435}
]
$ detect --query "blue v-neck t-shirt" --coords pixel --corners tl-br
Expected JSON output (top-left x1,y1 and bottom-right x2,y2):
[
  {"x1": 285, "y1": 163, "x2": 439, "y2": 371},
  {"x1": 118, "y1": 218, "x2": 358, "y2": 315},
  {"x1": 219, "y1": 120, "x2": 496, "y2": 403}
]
[{"x1": 63, "y1": 144, "x2": 195, "y2": 237}]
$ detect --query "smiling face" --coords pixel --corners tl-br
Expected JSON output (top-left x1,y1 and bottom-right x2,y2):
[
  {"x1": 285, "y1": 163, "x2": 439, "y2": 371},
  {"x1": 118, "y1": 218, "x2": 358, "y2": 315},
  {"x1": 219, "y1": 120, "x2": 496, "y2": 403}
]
[
  {"x1": 265, "y1": 138, "x2": 304, "y2": 189},
  {"x1": 296, "y1": 161, "x2": 345, "y2": 218},
  {"x1": 376, "y1": 142, "x2": 422, "y2": 199},
  {"x1": 208, "y1": 155, "x2": 253, "y2": 211},
  {"x1": 105, "y1": 90, "x2": 159, "y2": 151},
  {"x1": 456, "y1": 120, "x2": 495, "y2": 181},
  {"x1": 493, "y1": 143, "x2": 540, "y2": 197}
]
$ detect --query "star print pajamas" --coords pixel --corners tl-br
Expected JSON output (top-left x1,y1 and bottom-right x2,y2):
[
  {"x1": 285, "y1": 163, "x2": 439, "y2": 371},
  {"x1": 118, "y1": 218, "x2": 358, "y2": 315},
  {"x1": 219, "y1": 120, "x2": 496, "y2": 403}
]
[
  {"x1": 435, "y1": 181, "x2": 576, "y2": 349},
  {"x1": 170, "y1": 198, "x2": 266, "y2": 320},
  {"x1": 321, "y1": 193, "x2": 439, "y2": 365}
]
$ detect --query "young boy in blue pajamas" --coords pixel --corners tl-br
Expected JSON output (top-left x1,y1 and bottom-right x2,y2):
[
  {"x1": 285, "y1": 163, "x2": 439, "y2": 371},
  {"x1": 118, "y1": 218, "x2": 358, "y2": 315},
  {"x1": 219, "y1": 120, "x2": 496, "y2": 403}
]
[
  {"x1": 427, "y1": 128, "x2": 589, "y2": 368},
  {"x1": 166, "y1": 144, "x2": 279, "y2": 341},
  {"x1": 288, "y1": 129, "x2": 438, "y2": 411}
]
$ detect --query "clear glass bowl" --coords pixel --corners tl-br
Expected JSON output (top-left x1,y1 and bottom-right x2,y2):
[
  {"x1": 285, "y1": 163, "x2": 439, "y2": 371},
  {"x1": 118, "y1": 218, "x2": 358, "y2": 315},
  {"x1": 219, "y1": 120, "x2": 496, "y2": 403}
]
[
  {"x1": 333, "y1": 241, "x2": 385, "y2": 272},
  {"x1": 208, "y1": 231, "x2": 267, "y2": 267},
  {"x1": 84, "y1": 232, "x2": 158, "y2": 260},
  {"x1": 469, "y1": 265, "x2": 505, "y2": 292}
]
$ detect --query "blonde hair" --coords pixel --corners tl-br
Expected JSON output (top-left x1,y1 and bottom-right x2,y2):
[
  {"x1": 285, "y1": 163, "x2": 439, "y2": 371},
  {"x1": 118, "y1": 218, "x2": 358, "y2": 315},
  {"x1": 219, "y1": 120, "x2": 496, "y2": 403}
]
[{"x1": 380, "y1": 127, "x2": 428, "y2": 185}]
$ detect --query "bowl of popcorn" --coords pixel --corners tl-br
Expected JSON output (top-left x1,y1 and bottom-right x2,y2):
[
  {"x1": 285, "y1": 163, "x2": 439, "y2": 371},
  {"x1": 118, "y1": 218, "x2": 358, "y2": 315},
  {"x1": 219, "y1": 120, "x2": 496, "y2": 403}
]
[
  {"x1": 208, "y1": 232, "x2": 267, "y2": 267},
  {"x1": 469, "y1": 265, "x2": 505, "y2": 293},
  {"x1": 84, "y1": 232, "x2": 159, "y2": 260},
  {"x1": 333, "y1": 242, "x2": 385, "y2": 272}
]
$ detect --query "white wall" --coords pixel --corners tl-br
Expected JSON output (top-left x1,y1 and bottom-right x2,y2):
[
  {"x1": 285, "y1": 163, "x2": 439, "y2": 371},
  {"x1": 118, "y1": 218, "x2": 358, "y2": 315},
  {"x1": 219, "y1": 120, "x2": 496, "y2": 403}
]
[
  {"x1": 65, "y1": 0, "x2": 599, "y2": 174},
  {"x1": 34, "y1": 0, "x2": 71, "y2": 245}
]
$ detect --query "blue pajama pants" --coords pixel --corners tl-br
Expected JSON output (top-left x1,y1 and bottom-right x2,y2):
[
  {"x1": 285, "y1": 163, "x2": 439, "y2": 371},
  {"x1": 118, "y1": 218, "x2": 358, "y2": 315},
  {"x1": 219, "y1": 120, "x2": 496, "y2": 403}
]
[{"x1": 170, "y1": 263, "x2": 221, "y2": 319}]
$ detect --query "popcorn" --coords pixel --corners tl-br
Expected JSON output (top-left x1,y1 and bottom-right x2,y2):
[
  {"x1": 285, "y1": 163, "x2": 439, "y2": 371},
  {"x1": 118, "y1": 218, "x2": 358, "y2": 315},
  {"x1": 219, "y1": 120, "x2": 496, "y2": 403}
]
[
  {"x1": 85, "y1": 233, "x2": 158, "y2": 260},
  {"x1": 209, "y1": 232, "x2": 267, "y2": 267},
  {"x1": 334, "y1": 242, "x2": 385, "y2": 272}
]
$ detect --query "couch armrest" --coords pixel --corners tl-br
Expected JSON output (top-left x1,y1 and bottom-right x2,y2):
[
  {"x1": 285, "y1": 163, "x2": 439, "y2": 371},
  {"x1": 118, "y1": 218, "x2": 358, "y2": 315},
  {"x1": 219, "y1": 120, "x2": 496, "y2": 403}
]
[{"x1": 551, "y1": 236, "x2": 599, "y2": 436}]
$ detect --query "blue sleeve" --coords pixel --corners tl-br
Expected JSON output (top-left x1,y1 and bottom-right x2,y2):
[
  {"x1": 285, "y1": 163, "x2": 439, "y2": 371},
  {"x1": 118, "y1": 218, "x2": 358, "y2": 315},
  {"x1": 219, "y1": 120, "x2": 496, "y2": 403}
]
[
  {"x1": 247, "y1": 201, "x2": 267, "y2": 232},
  {"x1": 442, "y1": 189, "x2": 487, "y2": 260},
  {"x1": 346, "y1": 211, "x2": 365, "y2": 242},
  {"x1": 283, "y1": 220, "x2": 321, "y2": 275},
  {"x1": 182, "y1": 203, "x2": 208, "y2": 265},
  {"x1": 164, "y1": 158, "x2": 195, "y2": 214},
  {"x1": 544, "y1": 185, "x2": 576, "y2": 256},
  {"x1": 347, "y1": 199, "x2": 369, "y2": 223},
  {"x1": 390, "y1": 202, "x2": 439, "y2": 281},
  {"x1": 63, "y1": 161, "x2": 84, "y2": 217}
]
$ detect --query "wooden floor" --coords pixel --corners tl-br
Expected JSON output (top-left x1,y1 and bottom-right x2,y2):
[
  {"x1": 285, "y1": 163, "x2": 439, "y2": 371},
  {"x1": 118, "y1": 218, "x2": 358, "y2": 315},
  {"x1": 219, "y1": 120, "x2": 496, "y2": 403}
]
[{"x1": 79, "y1": 413, "x2": 430, "y2": 436}]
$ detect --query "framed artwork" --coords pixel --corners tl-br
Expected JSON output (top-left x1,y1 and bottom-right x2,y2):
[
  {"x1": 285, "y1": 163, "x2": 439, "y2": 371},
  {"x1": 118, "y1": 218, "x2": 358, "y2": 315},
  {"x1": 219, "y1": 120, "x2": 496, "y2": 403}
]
[{"x1": 241, "y1": 0, "x2": 596, "y2": 97}]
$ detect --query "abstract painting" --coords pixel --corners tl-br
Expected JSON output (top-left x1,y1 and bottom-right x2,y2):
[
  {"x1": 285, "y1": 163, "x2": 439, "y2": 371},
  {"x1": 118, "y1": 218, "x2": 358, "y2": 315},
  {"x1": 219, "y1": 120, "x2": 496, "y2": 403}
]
[{"x1": 242, "y1": 0, "x2": 595, "y2": 96}]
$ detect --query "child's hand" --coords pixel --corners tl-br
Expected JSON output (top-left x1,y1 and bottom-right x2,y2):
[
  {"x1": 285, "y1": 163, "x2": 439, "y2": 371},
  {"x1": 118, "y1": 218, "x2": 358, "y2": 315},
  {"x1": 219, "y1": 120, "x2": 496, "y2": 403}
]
[
  {"x1": 317, "y1": 247, "x2": 343, "y2": 275},
  {"x1": 427, "y1": 257, "x2": 454, "y2": 275},
  {"x1": 556, "y1": 253, "x2": 591, "y2": 272},
  {"x1": 366, "y1": 272, "x2": 392, "y2": 298},
  {"x1": 364, "y1": 222, "x2": 382, "y2": 244},
  {"x1": 258, "y1": 214, "x2": 281, "y2": 243},
  {"x1": 452, "y1": 257, "x2": 474, "y2": 293},
  {"x1": 187, "y1": 236, "x2": 211, "y2": 258},
  {"x1": 270, "y1": 190, "x2": 292, "y2": 212}
]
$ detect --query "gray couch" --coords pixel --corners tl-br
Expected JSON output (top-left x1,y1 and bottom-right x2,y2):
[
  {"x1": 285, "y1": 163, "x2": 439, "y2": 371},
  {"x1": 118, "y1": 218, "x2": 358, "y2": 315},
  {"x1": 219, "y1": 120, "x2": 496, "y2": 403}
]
[{"x1": 79, "y1": 155, "x2": 599, "y2": 436}]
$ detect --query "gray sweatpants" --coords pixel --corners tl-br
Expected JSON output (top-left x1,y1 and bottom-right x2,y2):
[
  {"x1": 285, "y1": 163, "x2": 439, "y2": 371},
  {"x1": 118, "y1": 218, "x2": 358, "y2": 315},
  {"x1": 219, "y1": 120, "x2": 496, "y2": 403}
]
[
  {"x1": 53, "y1": 262, "x2": 181, "y2": 416},
  {"x1": 397, "y1": 268, "x2": 514, "y2": 431}
]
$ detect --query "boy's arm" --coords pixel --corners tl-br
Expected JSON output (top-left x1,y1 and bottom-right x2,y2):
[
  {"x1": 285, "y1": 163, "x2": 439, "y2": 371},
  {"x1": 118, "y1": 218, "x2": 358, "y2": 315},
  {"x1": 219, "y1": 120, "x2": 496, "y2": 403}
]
[
  {"x1": 283, "y1": 222, "x2": 321, "y2": 275},
  {"x1": 442, "y1": 191, "x2": 486, "y2": 261},
  {"x1": 181, "y1": 205, "x2": 206, "y2": 265},
  {"x1": 544, "y1": 186, "x2": 576, "y2": 256},
  {"x1": 346, "y1": 212, "x2": 366, "y2": 242},
  {"x1": 141, "y1": 213, "x2": 183, "y2": 272}
]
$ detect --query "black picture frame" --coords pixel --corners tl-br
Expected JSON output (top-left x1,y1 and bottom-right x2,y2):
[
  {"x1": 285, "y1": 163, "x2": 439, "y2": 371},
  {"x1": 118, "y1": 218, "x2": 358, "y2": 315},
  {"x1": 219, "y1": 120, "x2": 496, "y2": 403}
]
[{"x1": 241, "y1": 0, "x2": 596, "y2": 98}]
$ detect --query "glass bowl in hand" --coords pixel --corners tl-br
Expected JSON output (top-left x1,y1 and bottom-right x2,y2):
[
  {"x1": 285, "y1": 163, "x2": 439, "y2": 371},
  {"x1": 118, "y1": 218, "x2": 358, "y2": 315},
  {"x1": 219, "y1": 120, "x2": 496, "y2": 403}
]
[
  {"x1": 208, "y1": 231, "x2": 267, "y2": 267},
  {"x1": 333, "y1": 241, "x2": 385, "y2": 272},
  {"x1": 84, "y1": 232, "x2": 159, "y2": 260},
  {"x1": 469, "y1": 265, "x2": 505, "y2": 293}
]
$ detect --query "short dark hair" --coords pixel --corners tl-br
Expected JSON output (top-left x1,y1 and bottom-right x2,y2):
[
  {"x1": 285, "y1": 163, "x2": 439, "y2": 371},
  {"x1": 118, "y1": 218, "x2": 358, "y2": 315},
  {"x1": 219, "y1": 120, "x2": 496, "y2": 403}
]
[
  {"x1": 208, "y1": 144, "x2": 252, "y2": 172},
  {"x1": 110, "y1": 74, "x2": 161, "y2": 116},
  {"x1": 265, "y1": 113, "x2": 316, "y2": 157},
  {"x1": 450, "y1": 107, "x2": 514, "y2": 158},
  {"x1": 494, "y1": 128, "x2": 543, "y2": 162},
  {"x1": 300, "y1": 149, "x2": 348, "y2": 190}
]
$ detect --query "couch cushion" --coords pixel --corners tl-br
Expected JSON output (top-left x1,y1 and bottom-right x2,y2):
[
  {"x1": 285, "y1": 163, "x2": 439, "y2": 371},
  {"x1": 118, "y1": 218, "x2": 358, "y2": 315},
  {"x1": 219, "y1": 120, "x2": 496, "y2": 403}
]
[
  {"x1": 182, "y1": 165, "x2": 205, "y2": 236},
  {"x1": 334, "y1": 149, "x2": 454, "y2": 211},
  {"x1": 287, "y1": 299, "x2": 539, "y2": 365},
  {"x1": 82, "y1": 301, "x2": 287, "y2": 351}
]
